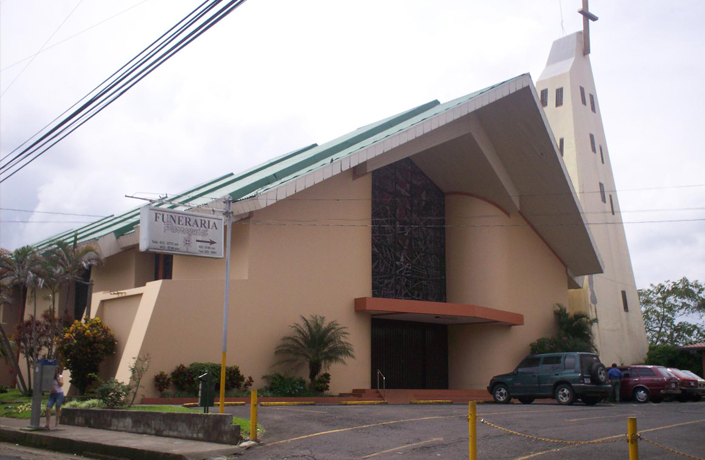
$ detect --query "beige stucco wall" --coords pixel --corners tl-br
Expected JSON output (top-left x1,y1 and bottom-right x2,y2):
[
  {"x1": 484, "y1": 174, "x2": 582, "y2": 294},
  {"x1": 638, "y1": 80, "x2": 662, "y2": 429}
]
[
  {"x1": 445, "y1": 195, "x2": 569, "y2": 389},
  {"x1": 92, "y1": 249, "x2": 140, "y2": 294},
  {"x1": 89, "y1": 169, "x2": 372, "y2": 397}
]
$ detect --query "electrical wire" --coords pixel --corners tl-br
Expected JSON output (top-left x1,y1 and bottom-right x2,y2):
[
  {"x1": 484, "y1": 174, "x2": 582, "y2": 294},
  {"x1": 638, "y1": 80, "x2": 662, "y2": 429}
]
[
  {"x1": 0, "y1": 0, "x2": 152, "y2": 73},
  {"x1": 0, "y1": 208, "x2": 108, "y2": 217},
  {"x1": 0, "y1": 0, "x2": 84, "y2": 98},
  {"x1": 0, "y1": 0, "x2": 247, "y2": 183}
]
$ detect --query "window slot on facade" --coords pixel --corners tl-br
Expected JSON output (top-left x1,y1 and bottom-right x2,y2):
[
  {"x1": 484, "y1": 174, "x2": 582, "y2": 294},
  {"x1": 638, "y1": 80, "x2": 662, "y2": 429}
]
[
  {"x1": 590, "y1": 94, "x2": 596, "y2": 113},
  {"x1": 555, "y1": 87, "x2": 563, "y2": 107},
  {"x1": 600, "y1": 146, "x2": 604, "y2": 164},
  {"x1": 559, "y1": 137, "x2": 564, "y2": 156},
  {"x1": 599, "y1": 182, "x2": 606, "y2": 203},
  {"x1": 540, "y1": 89, "x2": 548, "y2": 107},
  {"x1": 580, "y1": 86, "x2": 586, "y2": 106},
  {"x1": 155, "y1": 254, "x2": 173, "y2": 280},
  {"x1": 621, "y1": 290, "x2": 629, "y2": 312},
  {"x1": 590, "y1": 133, "x2": 596, "y2": 153},
  {"x1": 609, "y1": 195, "x2": 615, "y2": 215}
]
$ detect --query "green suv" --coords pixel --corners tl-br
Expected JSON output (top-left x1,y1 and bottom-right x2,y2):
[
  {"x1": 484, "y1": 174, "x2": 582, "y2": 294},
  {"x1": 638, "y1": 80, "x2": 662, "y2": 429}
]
[{"x1": 487, "y1": 352, "x2": 610, "y2": 405}]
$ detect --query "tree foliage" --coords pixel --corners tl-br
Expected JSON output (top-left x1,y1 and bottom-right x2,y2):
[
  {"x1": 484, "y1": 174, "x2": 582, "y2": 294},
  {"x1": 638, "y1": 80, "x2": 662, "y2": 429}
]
[
  {"x1": 57, "y1": 317, "x2": 117, "y2": 394},
  {"x1": 275, "y1": 314, "x2": 355, "y2": 390},
  {"x1": 47, "y1": 239, "x2": 102, "y2": 320},
  {"x1": 639, "y1": 277, "x2": 705, "y2": 346},
  {"x1": 0, "y1": 246, "x2": 40, "y2": 323},
  {"x1": 530, "y1": 304, "x2": 598, "y2": 354}
]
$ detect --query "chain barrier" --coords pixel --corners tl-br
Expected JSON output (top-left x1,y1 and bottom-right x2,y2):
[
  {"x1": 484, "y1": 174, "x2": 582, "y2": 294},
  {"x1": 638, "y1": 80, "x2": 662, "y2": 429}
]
[
  {"x1": 473, "y1": 416, "x2": 626, "y2": 446},
  {"x1": 638, "y1": 434, "x2": 705, "y2": 460}
]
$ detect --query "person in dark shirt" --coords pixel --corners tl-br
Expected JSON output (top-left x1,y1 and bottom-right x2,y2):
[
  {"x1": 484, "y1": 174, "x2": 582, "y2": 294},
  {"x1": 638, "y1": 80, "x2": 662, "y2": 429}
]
[{"x1": 607, "y1": 363, "x2": 623, "y2": 403}]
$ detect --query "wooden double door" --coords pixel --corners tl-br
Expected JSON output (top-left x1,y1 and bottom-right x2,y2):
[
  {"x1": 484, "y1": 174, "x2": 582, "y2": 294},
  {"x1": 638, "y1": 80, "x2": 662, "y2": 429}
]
[{"x1": 371, "y1": 318, "x2": 448, "y2": 389}]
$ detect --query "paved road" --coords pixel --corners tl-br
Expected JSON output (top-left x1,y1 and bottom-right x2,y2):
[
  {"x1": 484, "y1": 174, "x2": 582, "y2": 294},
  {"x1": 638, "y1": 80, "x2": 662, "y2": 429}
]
[
  {"x1": 0, "y1": 443, "x2": 86, "y2": 460},
  {"x1": 228, "y1": 400, "x2": 705, "y2": 459}
]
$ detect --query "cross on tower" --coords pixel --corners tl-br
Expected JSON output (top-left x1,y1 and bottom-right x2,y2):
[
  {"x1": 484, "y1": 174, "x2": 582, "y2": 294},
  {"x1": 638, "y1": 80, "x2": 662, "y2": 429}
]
[{"x1": 578, "y1": 0, "x2": 599, "y2": 55}]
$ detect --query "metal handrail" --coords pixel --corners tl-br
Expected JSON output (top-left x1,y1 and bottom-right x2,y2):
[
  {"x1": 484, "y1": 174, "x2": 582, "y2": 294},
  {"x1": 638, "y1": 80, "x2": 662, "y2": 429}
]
[{"x1": 376, "y1": 369, "x2": 386, "y2": 399}]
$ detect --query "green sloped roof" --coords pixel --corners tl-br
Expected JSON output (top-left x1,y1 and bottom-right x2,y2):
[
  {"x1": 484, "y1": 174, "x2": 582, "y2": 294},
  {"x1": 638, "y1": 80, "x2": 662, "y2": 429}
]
[{"x1": 33, "y1": 75, "x2": 523, "y2": 251}]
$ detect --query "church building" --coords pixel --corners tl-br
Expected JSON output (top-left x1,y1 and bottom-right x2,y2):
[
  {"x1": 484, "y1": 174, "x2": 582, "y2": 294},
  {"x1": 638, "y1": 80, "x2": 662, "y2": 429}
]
[{"x1": 5, "y1": 22, "x2": 648, "y2": 396}]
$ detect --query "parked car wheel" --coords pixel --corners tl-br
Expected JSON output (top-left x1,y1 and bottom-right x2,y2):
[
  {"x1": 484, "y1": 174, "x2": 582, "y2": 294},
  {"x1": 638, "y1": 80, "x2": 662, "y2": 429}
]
[
  {"x1": 663, "y1": 395, "x2": 676, "y2": 402},
  {"x1": 518, "y1": 397, "x2": 535, "y2": 404},
  {"x1": 493, "y1": 384, "x2": 511, "y2": 404},
  {"x1": 582, "y1": 396, "x2": 600, "y2": 406},
  {"x1": 591, "y1": 363, "x2": 607, "y2": 384},
  {"x1": 691, "y1": 394, "x2": 702, "y2": 402},
  {"x1": 555, "y1": 384, "x2": 575, "y2": 405},
  {"x1": 633, "y1": 387, "x2": 651, "y2": 403},
  {"x1": 651, "y1": 397, "x2": 663, "y2": 404}
]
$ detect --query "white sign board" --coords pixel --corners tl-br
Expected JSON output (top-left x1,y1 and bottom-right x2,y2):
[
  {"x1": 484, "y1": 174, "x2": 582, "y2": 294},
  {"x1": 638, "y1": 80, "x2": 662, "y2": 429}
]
[{"x1": 139, "y1": 206, "x2": 224, "y2": 258}]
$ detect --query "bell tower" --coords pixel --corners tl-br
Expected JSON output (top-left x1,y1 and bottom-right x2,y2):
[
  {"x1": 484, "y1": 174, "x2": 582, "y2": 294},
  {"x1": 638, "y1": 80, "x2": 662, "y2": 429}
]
[{"x1": 535, "y1": 1, "x2": 648, "y2": 365}]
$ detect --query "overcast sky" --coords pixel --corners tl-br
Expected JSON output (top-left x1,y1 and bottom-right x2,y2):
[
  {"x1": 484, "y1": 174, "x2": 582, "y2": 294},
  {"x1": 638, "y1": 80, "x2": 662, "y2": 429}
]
[{"x1": 1, "y1": 0, "x2": 703, "y2": 291}]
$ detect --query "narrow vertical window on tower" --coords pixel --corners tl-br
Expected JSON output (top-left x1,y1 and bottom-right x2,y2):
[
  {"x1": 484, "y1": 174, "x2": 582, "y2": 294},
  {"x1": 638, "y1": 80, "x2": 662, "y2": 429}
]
[
  {"x1": 590, "y1": 133, "x2": 596, "y2": 153},
  {"x1": 621, "y1": 291, "x2": 629, "y2": 312},
  {"x1": 555, "y1": 87, "x2": 563, "y2": 107},
  {"x1": 590, "y1": 94, "x2": 596, "y2": 113},
  {"x1": 609, "y1": 195, "x2": 615, "y2": 215},
  {"x1": 540, "y1": 88, "x2": 548, "y2": 107},
  {"x1": 580, "y1": 86, "x2": 586, "y2": 105},
  {"x1": 559, "y1": 138, "x2": 564, "y2": 156},
  {"x1": 599, "y1": 182, "x2": 606, "y2": 203},
  {"x1": 600, "y1": 146, "x2": 605, "y2": 164}
]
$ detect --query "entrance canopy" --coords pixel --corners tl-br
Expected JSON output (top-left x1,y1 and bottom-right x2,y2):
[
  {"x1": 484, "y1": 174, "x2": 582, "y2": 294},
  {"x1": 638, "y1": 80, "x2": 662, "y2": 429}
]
[{"x1": 355, "y1": 297, "x2": 523, "y2": 326}]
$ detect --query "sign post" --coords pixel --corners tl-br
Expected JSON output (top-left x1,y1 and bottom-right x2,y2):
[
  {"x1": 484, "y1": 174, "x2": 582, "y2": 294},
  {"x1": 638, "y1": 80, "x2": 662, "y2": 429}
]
[
  {"x1": 138, "y1": 203, "x2": 232, "y2": 414},
  {"x1": 219, "y1": 199, "x2": 233, "y2": 413}
]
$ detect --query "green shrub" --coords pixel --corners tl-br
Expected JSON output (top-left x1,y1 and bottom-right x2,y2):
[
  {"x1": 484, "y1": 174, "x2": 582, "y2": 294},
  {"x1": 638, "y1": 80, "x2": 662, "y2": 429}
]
[
  {"x1": 96, "y1": 378, "x2": 131, "y2": 409},
  {"x1": 262, "y1": 373, "x2": 307, "y2": 397},
  {"x1": 154, "y1": 371, "x2": 172, "y2": 395},
  {"x1": 646, "y1": 344, "x2": 703, "y2": 375},
  {"x1": 0, "y1": 385, "x2": 8, "y2": 394},
  {"x1": 314, "y1": 373, "x2": 331, "y2": 393},
  {"x1": 170, "y1": 364, "x2": 194, "y2": 392},
  {"x1": 57, "y1": 318, "x2": 117, "y2": 394}
]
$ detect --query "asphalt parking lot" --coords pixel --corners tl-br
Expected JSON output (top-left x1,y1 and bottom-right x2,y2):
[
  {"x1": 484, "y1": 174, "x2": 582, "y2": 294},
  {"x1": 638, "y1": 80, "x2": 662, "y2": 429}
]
[{"x1": 227, "y1": 400, "x2": 705, "y2": 459}]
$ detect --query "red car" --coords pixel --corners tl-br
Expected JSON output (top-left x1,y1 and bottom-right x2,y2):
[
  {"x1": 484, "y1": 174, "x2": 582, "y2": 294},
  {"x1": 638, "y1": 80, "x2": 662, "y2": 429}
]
[
  {"x1": 667, "y1": 368, "x2": 705, "y2": 402},
  {"x1": 618, "y1": 365, "x2": 680, "y2": 403}
]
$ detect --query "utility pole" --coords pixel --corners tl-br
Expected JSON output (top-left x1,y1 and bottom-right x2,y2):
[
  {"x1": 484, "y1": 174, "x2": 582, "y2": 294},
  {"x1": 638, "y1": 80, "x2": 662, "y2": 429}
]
[{"x1": 219, "y1": 199, "x2": 233, "y2": 414}]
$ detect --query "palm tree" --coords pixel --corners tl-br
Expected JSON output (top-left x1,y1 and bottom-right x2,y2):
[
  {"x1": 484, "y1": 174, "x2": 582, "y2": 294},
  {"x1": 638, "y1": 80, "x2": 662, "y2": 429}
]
[
  {"x1": 47, "y1": 237, "x2": 102, "y2": 322},
  {"x1": 35, "y1": 258, "x2": 65, "y2": 359},
  {"x1": 0, "y1": 246, "x2": 40, "y2": 325},
  {"x1": 275, "y1": 314, "x2": 355, "y2": 390}
]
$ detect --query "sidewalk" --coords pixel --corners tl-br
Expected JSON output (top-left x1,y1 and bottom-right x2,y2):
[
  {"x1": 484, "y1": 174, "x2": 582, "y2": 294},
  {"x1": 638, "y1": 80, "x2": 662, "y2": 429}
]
[{"x1": 0, "y1": 417, "x2": 246, "y2": 460}]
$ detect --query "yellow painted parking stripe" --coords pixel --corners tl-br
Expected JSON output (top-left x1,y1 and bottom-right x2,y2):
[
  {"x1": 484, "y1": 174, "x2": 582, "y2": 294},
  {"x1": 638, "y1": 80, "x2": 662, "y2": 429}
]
[
  {"x1": 268, "y1": 407, "x2": 328, "y2": 414},
  {"x1": 266, "y1": 415, "x2": 457, "y2": 447},
  {"x1": 360, "y1": 438, "x2": 443, "y2": 458},
  {"x1": 567, "y1": 413, "x2": 638, "y2": 422},
  {"x1": 513, "y1": 418, "x2": 705, "y2": 459}
]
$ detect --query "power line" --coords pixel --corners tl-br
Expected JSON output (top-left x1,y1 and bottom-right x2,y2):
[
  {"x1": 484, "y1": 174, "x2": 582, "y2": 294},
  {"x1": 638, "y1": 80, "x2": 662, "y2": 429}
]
[
  {"x1": 0, "y1": 208, "x2": 108, "y2": 217},
  {"x1": 0, "y1": 0, "x2": 152, "y2": 73},
  {"x1": 0, "y1": 0, "x2": 84, "y2": 98},
  {"x1": 0, "y1": 0, "x2": 247, "y2": 183}
]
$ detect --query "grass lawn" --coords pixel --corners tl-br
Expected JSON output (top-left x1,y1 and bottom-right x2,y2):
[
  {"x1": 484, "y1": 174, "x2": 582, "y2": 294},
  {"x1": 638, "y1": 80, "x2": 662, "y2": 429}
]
[{"x1": 0, "y1": 389, "x2": 42, "y2": 419}]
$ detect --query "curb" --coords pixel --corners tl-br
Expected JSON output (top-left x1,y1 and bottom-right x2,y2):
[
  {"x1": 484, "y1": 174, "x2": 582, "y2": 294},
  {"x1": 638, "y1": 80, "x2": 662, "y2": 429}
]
[
  {"x1": 0, "y1": 426, "x2": 242, "y2": 460},
  {"x1": 260, "y1": 402, "x2": 316, "y2": 406},
  {"x1": 339, "y1": 401, "x2": 387, "y2": 405},
  {"x1": 410, "y1": 400, "x2": 453, "y2": 404}
]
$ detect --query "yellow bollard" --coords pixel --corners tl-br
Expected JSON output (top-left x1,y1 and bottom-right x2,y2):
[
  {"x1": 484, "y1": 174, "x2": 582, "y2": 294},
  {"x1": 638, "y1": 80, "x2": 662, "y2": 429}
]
[
  {"x1": 250, "y1": 390, "x2": 258, "y2": 442},
  {"x1": 628, "y1": 417, "x2": 638, "y2": 460},
  {"x1": 468, "y1": 401, "x2": 477, "y2": 460}
]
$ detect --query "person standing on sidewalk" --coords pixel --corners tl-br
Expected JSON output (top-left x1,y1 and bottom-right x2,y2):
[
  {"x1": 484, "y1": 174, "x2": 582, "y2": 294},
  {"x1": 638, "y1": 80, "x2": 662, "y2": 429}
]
[
  {"x1": 45, "y1": 367, "x2": 64, "y2": 430},
  {"x1": 607, "y1": 363, "x2": 622, "y2": 403}
]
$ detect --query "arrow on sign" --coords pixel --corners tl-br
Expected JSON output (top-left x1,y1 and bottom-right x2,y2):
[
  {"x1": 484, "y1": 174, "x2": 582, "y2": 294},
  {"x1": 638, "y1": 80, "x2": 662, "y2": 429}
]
[{"x1": 196, "y1": 239, "x2": 217, "y2": 245}]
